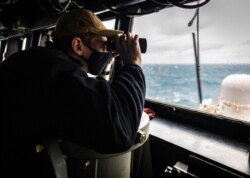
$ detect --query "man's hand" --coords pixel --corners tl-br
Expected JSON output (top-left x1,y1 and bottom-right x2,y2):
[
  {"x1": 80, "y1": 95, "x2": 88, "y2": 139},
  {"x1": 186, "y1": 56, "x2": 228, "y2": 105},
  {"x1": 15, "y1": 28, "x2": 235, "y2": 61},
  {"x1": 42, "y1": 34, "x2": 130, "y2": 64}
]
[{"x1": 115, "y1": 33, "x2": 142, "y2": 66}]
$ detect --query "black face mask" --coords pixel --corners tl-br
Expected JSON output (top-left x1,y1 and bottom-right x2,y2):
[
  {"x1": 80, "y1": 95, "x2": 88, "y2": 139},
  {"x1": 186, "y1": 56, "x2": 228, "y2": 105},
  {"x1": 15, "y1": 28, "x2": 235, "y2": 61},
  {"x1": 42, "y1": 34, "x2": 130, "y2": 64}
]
[
  {"x1": 87, "y1": 50, "x2": 112, "y2": 76},
  {"x1": 79, "y1": 40, "x2": 112, "y2": 76}
]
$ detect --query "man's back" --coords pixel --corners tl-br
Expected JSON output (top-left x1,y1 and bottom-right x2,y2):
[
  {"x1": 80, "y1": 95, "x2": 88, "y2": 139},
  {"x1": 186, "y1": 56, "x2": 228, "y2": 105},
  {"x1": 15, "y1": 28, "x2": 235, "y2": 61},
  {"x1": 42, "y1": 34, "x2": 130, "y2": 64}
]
[
  {"x1": 0, "y1": 46, "x2": 146, "y2": 177},
  {"x1": 0, "y1": 47, "x2": 80, "y2": 137},
  {"x1": 0, "y1": 47, "x2": 81, "y2": 177}
]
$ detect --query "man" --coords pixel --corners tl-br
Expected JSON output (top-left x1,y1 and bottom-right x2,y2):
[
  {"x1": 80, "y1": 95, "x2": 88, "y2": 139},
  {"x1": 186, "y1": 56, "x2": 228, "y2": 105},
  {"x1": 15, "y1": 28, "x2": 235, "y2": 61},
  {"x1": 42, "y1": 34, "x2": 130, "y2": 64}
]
[{"x1": 0, "y1": 9, "x2": 145, "y2": 177}]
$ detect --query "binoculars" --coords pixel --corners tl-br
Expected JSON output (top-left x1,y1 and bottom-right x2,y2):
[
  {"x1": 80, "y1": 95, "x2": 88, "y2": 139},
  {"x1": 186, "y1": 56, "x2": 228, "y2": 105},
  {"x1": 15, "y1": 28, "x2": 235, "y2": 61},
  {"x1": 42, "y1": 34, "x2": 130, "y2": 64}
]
[{"x1": 107, "y1": 38, "x2": 147, "y2": 53}]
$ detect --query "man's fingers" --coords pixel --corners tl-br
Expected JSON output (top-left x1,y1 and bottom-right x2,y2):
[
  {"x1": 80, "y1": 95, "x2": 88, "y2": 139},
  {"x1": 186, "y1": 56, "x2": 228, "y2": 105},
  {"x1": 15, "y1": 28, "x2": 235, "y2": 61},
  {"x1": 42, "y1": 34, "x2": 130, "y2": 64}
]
[{"x1": 134, "y1": 34, "x2": 139, "y2": 41}]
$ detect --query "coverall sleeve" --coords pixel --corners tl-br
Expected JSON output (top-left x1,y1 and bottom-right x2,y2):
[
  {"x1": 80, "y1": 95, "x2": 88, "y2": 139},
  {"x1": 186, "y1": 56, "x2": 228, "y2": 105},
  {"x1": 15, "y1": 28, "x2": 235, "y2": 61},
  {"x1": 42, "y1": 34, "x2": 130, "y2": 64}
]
[{"x1": 49, "y1": 64, "x2": 146, "y2": 153}]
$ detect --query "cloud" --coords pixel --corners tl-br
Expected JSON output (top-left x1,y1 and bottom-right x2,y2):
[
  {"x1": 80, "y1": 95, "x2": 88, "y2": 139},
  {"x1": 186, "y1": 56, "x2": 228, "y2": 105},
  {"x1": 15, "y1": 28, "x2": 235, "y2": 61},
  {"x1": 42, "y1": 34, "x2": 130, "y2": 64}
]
[
  {"x1": 201, "y1": 41, "x2": 250, "y2": 64},
  {"x1": 133, "y1": 0, "x2": 250, "y2": 64}
]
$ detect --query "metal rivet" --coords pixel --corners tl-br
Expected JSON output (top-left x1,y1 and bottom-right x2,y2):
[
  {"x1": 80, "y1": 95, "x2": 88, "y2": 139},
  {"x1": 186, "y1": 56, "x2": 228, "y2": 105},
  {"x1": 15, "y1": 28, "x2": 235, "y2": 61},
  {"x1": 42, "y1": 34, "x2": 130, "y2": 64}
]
[{"x1": 83, "y1": 160, "x2": 90, "y2": 169}]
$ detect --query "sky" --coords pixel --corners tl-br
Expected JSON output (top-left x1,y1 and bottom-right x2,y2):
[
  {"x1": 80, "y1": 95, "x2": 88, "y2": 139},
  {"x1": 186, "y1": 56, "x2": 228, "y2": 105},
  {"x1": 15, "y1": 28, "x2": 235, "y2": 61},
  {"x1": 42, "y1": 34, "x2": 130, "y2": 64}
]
[{"x1": 131, "y1": 0, "x2": 250, "y2": 64}]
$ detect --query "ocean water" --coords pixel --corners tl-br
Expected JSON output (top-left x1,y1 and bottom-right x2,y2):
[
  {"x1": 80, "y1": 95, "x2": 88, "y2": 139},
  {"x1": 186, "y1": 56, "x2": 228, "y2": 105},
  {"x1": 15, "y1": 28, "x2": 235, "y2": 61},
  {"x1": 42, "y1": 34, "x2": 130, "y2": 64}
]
[{"x1": 142, "y1": 64, "x2": 250, "y2": 109}]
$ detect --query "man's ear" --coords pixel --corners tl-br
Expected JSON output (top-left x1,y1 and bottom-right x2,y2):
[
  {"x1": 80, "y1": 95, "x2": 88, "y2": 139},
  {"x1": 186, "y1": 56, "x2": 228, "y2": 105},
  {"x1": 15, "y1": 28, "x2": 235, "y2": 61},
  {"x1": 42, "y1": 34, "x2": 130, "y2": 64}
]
[{"x1": 71, "y1": 37, "x2": 84, "y2": 56}]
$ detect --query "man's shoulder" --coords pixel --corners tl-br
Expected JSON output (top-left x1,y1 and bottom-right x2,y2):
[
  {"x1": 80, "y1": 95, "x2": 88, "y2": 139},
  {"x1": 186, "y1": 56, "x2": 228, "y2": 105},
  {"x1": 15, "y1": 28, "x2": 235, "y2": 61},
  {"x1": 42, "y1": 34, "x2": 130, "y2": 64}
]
[
  {"x1": 26, "y1": 47, "x2": 68, "y2": 59},
  {"x1": 1, "y1": 47, "x2": 81, "y2": 75},
  {"x1": 4, "y1": 47, "x2": 67, "y2": 61}
]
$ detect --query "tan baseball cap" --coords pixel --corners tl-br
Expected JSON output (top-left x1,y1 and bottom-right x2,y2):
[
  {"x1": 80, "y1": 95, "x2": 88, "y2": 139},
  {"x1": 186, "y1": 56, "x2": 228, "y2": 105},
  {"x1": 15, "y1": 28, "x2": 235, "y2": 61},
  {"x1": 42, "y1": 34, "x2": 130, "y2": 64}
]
[{"x1": 54, "y1": 9, "x2": 124, "y2": 39}]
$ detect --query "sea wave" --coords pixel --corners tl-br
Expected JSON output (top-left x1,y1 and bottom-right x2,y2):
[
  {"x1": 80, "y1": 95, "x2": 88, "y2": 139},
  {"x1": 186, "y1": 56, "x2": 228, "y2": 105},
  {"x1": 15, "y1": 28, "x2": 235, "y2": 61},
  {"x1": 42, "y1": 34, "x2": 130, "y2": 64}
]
[{"x1": 142, "y1": 64, "x2": 250, "y2": 109}]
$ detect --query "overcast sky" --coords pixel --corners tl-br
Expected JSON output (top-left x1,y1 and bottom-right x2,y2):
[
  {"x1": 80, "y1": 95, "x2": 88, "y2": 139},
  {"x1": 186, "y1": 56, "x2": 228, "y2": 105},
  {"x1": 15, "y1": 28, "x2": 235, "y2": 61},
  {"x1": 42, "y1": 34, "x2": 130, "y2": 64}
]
[{"x1": 132, "y1": 0, "x2": 250, "y2": 64}]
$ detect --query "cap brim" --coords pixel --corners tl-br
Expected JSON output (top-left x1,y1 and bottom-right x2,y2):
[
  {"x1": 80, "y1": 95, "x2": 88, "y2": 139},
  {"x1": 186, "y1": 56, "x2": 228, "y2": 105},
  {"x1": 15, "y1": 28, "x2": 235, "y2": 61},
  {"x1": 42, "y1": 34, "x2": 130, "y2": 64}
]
[{"x1": 91, "y1": 29, "x2": 124, "y2": 37}]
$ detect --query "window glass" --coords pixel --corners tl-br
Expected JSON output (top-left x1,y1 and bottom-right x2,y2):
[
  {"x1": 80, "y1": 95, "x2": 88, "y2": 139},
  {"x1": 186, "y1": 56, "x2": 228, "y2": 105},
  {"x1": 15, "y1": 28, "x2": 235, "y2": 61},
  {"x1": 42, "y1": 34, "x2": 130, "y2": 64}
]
[
  {"x1": 103, "y1": 19, "x2": 116, "y2": 30},
  {"x1": 133, "y1": 0, "x2": 250, "y2": 123}
]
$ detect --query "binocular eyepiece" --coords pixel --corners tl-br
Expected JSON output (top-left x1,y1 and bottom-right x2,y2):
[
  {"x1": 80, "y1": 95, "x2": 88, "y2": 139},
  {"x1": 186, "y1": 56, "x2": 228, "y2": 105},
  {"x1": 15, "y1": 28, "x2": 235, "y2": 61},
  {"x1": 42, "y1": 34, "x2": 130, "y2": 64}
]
[{"x1": 107, "y1": 38, "x2": 147, "y2": 53}]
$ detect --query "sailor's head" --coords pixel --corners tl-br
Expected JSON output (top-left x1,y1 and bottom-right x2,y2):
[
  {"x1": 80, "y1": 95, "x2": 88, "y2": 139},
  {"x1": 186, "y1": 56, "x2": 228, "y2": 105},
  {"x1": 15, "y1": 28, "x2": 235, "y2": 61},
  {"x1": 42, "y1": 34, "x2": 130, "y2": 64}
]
[
  {"x1": 54, "y1": 9, "x2": 123, "y2": 39},
  {"x1": 52, "y1": 9, "x2": 123, "y2": 75}
]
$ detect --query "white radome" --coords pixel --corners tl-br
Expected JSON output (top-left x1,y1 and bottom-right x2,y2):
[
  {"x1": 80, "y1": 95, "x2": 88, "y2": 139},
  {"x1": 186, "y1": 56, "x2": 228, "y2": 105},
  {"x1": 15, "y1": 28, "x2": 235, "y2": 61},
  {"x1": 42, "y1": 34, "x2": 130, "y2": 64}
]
[
  {"x1": 199, "y1": 74, "x2": 250, "y2": 122},
  {"x1": 218, "y1": 74, "x2": 250, "y2": 122}
]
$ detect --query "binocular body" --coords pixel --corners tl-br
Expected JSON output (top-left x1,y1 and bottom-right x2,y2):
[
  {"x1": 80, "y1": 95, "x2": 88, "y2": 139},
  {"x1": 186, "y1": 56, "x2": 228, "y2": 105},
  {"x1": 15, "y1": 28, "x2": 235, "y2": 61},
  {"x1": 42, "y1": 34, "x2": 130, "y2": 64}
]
[{"x1": 107, "y1": 38, "x2": 147, "y2": 53}]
